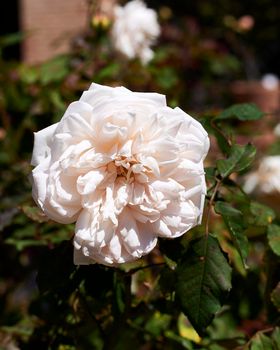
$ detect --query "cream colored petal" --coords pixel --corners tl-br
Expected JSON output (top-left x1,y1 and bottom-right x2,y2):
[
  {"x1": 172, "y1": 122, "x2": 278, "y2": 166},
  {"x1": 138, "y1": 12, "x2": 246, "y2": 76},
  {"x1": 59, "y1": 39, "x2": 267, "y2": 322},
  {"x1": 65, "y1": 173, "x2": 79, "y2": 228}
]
[
  {"x1": 31, "y1": 167, "x2": 48, "y2": 209},
  {"x1": 77, "y1": 169, "x2": 106, "y2": 195},
  {"x1": 118, "y1": 208, "x2": 157, "y2": 257},
  {"x1": 31, "y1": 123, "x2": 58, "y2": 166},
  {"x1": 57, "y1": 102, "x2": 94, "y2": 139}
]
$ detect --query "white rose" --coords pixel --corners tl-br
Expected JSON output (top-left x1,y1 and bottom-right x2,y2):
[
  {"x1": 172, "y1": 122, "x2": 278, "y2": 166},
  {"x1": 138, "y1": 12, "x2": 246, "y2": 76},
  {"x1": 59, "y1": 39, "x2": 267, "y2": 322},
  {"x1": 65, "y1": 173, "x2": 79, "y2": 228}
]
[
  {"x1": 31, "y1": 83, "x2": 210, "y2": 266},
  {"x1": 274, "y1": 123, "x2": 280, "y2": 137},
  {"x1": 244, "y1": 156, "x2": 280, "y2": 195},
  {"x1": 261, "y1": 73, "x2": 279, "y2": 91},
  {"x1": 111, "y1": 0, "x2": 160, "y2": 64}
]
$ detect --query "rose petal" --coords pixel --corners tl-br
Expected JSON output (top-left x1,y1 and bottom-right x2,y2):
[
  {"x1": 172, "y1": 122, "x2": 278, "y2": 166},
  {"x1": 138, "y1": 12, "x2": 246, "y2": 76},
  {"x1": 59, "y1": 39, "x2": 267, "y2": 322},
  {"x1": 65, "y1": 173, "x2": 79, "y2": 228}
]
[{"x1": 31, "y1": 123, "x2": 58, "y2": 166}]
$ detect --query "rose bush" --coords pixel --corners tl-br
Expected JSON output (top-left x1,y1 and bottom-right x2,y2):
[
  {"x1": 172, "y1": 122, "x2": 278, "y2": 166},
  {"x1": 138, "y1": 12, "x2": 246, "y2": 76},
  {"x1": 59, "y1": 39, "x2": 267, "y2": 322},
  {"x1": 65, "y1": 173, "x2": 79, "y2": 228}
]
[
  {"x1": 111, "y1": 0, "x2": 160, "y2": 64},
  {"x1": 31, "y1": 83, "x2": 209, "y2": 265}
]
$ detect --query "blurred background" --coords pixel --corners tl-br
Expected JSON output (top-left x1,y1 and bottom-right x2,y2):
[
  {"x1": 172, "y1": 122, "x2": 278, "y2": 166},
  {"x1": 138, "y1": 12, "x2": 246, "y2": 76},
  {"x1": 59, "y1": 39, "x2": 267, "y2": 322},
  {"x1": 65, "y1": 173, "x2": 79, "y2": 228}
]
[
  {"x1": 0, "y1": 0, "x2": 280, "y2": 349},
  {"x1": 1, "y1": 0, "x2": 280, "y2": 110}
]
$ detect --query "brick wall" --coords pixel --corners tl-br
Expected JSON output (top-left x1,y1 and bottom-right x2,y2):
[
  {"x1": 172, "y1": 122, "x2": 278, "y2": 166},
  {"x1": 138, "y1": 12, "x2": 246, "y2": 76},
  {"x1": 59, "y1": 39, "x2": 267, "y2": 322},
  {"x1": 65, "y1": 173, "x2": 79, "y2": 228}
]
[
  {"x1": 20, "y1": 0, "x2": 89, "y2": 64},
  {"x1": 99, "y1": 0, "x2": 117, "y2": 14}
]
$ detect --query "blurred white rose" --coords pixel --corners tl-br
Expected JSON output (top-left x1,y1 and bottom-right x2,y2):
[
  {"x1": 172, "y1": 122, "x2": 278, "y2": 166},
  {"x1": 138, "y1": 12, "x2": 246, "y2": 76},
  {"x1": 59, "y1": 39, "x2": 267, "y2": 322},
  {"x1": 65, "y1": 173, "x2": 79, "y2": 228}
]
[
  {"x1": 243, "y1": 156, "x2": 280, "y2": 194},
  {"x1": 111, "y1": 0, "x2": 160, "y2": 64},
  {"x1": 31, "y1": 83, "x2": 209, "y2": 266},
  {"x1": 261, "y1": 73, "x2": 279, "y2": 91},
  {"x1": 274, "y1": 124, "x2": 280, "y2": 137}
]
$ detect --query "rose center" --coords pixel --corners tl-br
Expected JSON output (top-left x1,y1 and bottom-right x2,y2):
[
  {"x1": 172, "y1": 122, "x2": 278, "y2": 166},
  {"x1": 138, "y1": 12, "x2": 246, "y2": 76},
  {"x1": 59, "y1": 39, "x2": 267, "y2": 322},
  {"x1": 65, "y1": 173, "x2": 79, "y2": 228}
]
[{"x1": 107, "y1": 155, "x2": 146, "y2": 183}]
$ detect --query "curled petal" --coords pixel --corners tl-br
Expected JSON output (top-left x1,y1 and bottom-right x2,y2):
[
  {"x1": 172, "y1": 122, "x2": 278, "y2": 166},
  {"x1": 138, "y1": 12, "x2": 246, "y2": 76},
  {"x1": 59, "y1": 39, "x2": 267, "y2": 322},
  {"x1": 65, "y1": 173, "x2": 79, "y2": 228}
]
[
  {"x1": 118, "y1": 208, "x2": 157, "y2": 258},
  {"x1": 31, "y1": 123, "x2": 58, "y2": 166}
]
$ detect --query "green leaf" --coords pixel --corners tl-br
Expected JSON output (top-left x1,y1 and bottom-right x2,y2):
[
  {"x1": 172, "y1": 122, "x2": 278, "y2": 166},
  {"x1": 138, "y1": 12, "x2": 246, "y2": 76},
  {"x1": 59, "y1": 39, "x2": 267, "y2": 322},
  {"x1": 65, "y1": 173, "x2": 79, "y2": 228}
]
[
  {"x1": 272, "y1": 327, "x2": 280, "y2": 347},
  {"x1": 39, "y1": 55, "x2": 70, "y2": 85},
  {"x1": 268, "y1": 225, "x2": 280, "y2": 256},
  {"x1": 201, "y1": 118, "x2": 231, "y2": 155},
  {"x1": 156, "y1": 67, "x2": 178, "y2": 89},
  {"x1": 217, "y1": 144, "x2": 256, "y2": 178},
  {"x1": 271, "y1": 282, "x2": 280, "y2": 311},
  {"x1": 176, "y1": 235, "x2": 232, "y2": 335},
  {"x1": 21, "y1": 205, "x2": 49, "y2": 223},
  {"x1": 95, "y1": 63, "x2": 120, "y2": 81},
  {"x1": 0, "y1": 32, "x2": 25, "y2": 48},
  {"x1": 5, "y1": 238, "x2": 46, "y2": 251},
  {"x1": 18, "y1": 64, "x2": 39, "y2": 84},
  {"x1": 216, "y1": 103, "x2": 264, "y2": 121},
  {"x1": 144, "y1": 311, "x2": 171, "y2": 337},
  {"x1": 205, "y1": 167, "x2": 216, "y2": 183},
  {"x1": 249, "y1": 202, "x2": 275, "y2": 226},
  {"x1": 164, "y1": 330, "x2": 194, "y2": 350},
  {"x1": 209, "y1": 54, "x2": 240, "y2": 76},
  {"x1": 49, "y1": 90, "x2": 66, "y2": 113},
  {"x1": 215, "y1": 201, "x2": 249, "y2": 268},
  {"x1": 249, "y1": 332, "x2": 274, "y2": 350}
]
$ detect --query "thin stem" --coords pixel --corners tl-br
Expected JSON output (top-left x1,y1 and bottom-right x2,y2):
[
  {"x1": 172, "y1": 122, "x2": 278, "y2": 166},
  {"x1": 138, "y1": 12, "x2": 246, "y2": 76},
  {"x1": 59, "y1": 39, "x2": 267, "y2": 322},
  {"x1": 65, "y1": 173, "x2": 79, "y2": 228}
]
[
  {"x1": 205, "y1": 177, "x2": 222, "y2": 236},
  {"x1": 210, "y1": 119, "x2": 232, "y2": 148},
  {"x1": 243, "y1": 327, "x2": 275, "y2": 348},
  {"x1": 127, "y1": 262, "x2": 166, "y2": 275}
]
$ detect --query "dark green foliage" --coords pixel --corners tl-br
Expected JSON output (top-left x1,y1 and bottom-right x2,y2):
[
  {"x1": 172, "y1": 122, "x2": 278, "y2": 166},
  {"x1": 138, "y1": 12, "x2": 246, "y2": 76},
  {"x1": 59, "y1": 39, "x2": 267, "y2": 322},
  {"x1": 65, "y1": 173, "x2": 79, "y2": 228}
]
[
  {"x1": 216, "y1": 103, "x2": 264, "y2": 121},
  {"x1": 245, "y1": 329, "x2": 280, "y2": 350},
  {"x1": 215, "y1": 201, "x2": 249, "y2": 268},
  {"x1": 217, "y1": 144, "x2": 256, "y2": 178},
  {"x1": 176, "y1": 235, "x2": 232, "y2": 335},
  {"x1": 271, "y1": 283, "x2": 280, "y2": 311},
  {"x1": 249, "y1": 202, "x2": 276, "y2": 227},
  {"x1": 268, "y1": 225, "x2": 280, "y2": 256}
]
